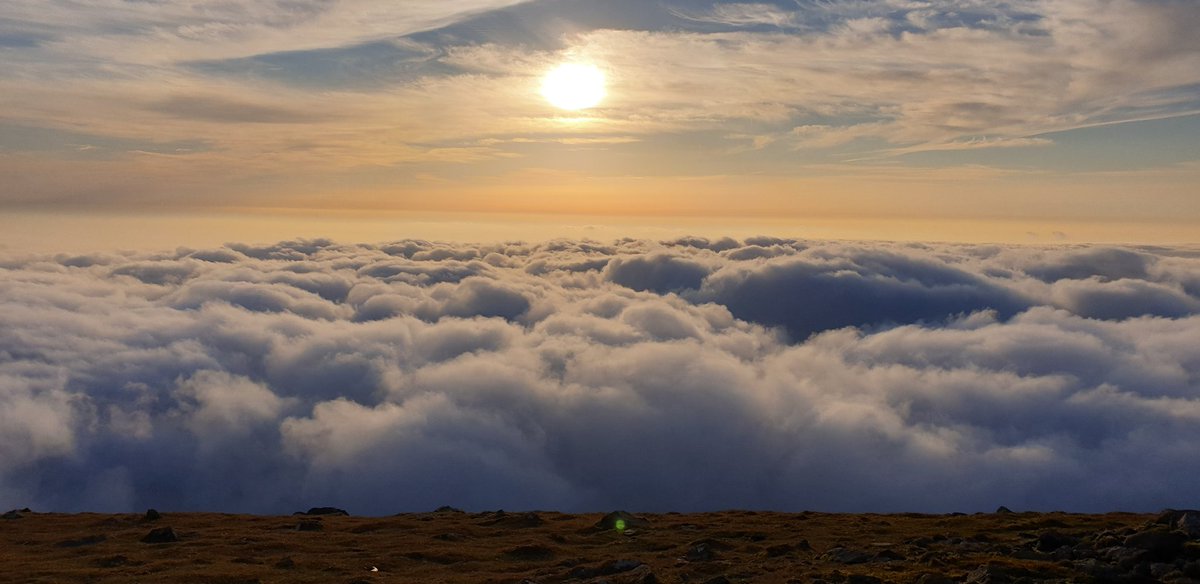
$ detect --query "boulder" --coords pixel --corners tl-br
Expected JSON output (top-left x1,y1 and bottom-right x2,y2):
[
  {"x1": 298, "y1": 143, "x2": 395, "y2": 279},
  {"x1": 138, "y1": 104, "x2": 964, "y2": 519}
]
[
  {"x1": 1035, "y1": 530, "x2": 1079, "y2": 552},
  {"x1": 296, "y1": 507, "x2": 349, "y2": 516},
  {"x1": 685, "y1": 542, "x2": 716, "y2": 562},
  {"x1": 1177, "y1": 512, "x2": 1200, "y2": 538},
  {"x1": 95, "y1": 555, "x2": 130, "y2": 568},
  {"x1": 963, "y1": 563, "x2": 1041, "y2": 584},
  {"x1": 568, "y1": 559, "x2": 644, "y2": 580},
  {"x1": 56, "y1": 534, "x2": 107, "y2": 548},
  {"x1": 819, "y1": 547, "x2": 871, "y2": 565},
  {"x1": 1124, "y1": 528, "x2": 1187, "y2": 560},
  {"x1": 1154, "y1": 509, "x2": 1199, "y2": 526},
  {"x1": 142, "y1": 508, "x2": 161, "y2": 522},
  {"x1": 871, "y1": 548, "x2": 906, "y2": 562},
  {"x1": 594, "y1": 510, "x2": 650, "y2": 531},
  {"x1": 140, "y1": 526, "x2": 179, "y2": 543},
  {"x1": 765, "y1": 543, "x2": 803, "y2": 558},
  {"x1": 483, "y1": 511, "x2": 544, "y2": 528},
  {"x1": 502, "y1": 544, "x2": 555, "y2": 561},
  {"x1": 296, "y1": 520, "x2": 323, "y2": 532}
]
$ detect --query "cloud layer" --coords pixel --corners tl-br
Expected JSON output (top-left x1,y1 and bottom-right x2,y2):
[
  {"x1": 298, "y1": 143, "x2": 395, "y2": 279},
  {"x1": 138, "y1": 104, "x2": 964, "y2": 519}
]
[{"x1": 2, "y1": 237, "x2": 1200, "y2": 514}]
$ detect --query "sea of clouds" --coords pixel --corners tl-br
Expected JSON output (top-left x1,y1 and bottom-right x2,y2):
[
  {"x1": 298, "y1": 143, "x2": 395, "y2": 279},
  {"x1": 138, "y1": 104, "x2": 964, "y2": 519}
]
[{"x1": 2, "y1": 237, "x2": 1200, "y2": 515}]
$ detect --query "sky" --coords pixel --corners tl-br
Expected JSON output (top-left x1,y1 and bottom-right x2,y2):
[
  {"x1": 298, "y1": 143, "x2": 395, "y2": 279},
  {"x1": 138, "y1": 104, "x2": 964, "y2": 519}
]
[{"x1": 2, "y1": 0, "x2": 1199, "y2": 245}]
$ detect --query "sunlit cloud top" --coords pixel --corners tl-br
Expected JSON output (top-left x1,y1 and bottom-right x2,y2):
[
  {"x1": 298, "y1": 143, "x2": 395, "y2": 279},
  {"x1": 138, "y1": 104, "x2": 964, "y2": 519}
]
[{"x1": 1, "y1": 0, "x2": 1198, "y2": 240}]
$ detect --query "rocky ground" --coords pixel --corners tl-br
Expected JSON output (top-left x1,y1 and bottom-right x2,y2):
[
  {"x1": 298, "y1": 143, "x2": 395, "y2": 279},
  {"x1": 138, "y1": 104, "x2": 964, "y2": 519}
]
[{"x1": 2, "y1": 507, "x2": 1199, "y2": 583}]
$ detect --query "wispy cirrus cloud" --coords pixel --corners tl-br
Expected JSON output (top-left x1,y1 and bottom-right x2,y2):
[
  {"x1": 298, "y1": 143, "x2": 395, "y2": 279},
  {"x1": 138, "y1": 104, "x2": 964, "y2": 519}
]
[
  {"x1": 0, "y1": 0, "x2": 542, "y2": 63},
  {"x1": 0, "y1": 0, "x2": 1197, "y2": 221}
]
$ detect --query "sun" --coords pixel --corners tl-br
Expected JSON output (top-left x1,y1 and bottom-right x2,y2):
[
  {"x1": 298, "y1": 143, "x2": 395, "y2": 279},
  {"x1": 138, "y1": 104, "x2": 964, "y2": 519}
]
[{"x1": 540, "y1": 63, "x2": 607, "y2": 111}]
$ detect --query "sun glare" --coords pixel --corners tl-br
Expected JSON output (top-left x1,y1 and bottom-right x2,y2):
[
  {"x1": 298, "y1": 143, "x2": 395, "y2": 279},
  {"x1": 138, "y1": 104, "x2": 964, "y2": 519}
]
[{"x1": 540, "y1": 63, "x2": 607, "y2": 111}]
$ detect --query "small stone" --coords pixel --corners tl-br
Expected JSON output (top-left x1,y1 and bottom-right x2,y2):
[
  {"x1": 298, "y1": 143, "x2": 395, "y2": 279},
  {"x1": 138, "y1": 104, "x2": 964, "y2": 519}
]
[
  {"x1": 296, "y1": 520, "x2": 323, "y2": 532},
  {"x1": 995, "y1": 506, "x2": 1014, "y2": 514},
  {"x1": 274, "y1": 556, "x2": 296, "y2": 569},
  {"x1": 143, "y1": 508, "x2": 161, "y2": 522}
]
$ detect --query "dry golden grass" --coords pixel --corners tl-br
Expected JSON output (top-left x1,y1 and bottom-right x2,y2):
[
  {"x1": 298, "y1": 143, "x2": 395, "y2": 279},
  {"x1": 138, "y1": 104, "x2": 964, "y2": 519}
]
[{"x1": 0, "y1": 509, "x2": 1157, "y2": 583}]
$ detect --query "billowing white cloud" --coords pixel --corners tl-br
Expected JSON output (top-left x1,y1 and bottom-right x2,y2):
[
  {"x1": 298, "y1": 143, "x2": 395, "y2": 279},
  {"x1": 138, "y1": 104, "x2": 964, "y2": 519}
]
[{"x1": 1, "y1": 237, "x2": 1199, "y2": 514}]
